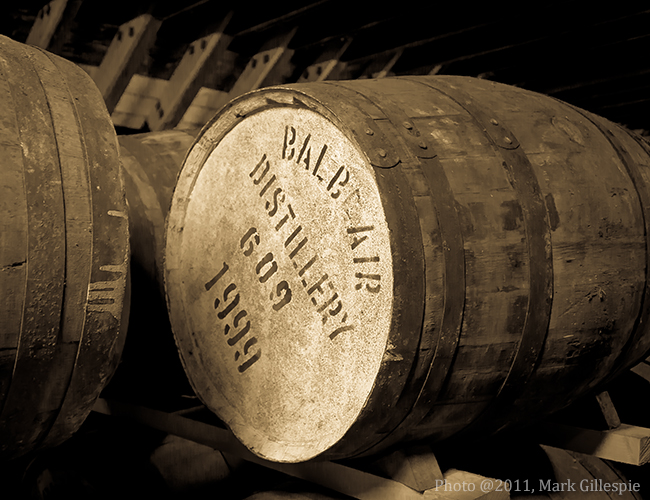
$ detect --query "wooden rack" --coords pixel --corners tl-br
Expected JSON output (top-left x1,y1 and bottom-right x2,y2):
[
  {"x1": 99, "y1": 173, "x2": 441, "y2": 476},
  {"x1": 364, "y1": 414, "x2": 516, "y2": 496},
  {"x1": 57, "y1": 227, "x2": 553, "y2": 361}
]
[
  {"x1": 90, "y1": 358, "x2": 650, "y2": 500},
  {"x1": 2, "y1": 1, "x2": 649, "y2": 134}
]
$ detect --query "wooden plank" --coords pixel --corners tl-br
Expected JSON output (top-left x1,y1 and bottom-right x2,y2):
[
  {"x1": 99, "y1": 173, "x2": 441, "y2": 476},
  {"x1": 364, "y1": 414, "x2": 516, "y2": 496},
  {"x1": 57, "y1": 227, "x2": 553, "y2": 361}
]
[
  {"x1": 25, "y1": 0, "x2": 82, "y2": 50},
  {"x1": 111, "y1": 74, "x2": 167, "y2": 129},
  {"x1": 109, "y1": 28, "x2": 297, "y2": 131},
  {"x1": 149, "y1": 434, "x2": 233, "y2": 493},
  {"x1": 297, "y1": 36, "x2": 353, "y2": 82},
  {"x1": 539, "y1": 423, "x2": 650, "y2": 466},
  {"x1": 595, "y1": 391, "x2": 621, "y2": 430},
  {"x1": 331, "y1": 48, "x2": 404, "y2": 80},
  {"x1": 92, "y1": 14, "x2": 162, "y2": 113},
  {"x1": 111, "y1": 111, "x2": 148, "y2": 130},
  {"x1": 237, "y1": 28, "x2": 297, "y2": 91},
  {"x1": 92, "y1": 399, "x2": 423, "y2": 500},
  {"x1": 373, "y1": 445, "x2": 444, "y2": 492},
  {"x1": 176, "y1": 87, "x2": 227, "y2": 130},
  {"x1": 370, "y1": 48, "x2": 404, "y2": 79},
  {"x1": 112, "y1": 73, "x2": 224, "y2": 131},
  {"x1": 630, "y1": 361, "x2": 650, "y2": 382},
  {"x1": 206, "y1": 28, "x2": 297, "y2": 113},
  {"x1": 146, "y1": 13, "x2": 236, "y2": 131},
  {"x1": 92, "y1": 399, "x2": 506, "y2": 500},
  {"x1": 423, "y1": 470, "x2": 509, "y2": 500}
]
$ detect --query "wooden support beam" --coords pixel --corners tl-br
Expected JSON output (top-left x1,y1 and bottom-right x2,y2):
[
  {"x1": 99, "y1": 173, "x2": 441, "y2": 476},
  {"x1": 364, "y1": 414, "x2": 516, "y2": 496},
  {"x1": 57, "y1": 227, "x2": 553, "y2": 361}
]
[
  {"x1": 92, "y1": 399, "x2": 507, "y2": 500},
  {"x1": 149, "y1": 434, "x2": 233, "y2": 494},
  {"x1": 539, "y1": 423, "x2": 650, "y2": 466},
  {"x1": 176, "y1": 87, "x2": 227, "y2": 130},
  {"x1": 92, "y1": 14, "x2": 162, "y2": 114},
  {"x1": 423, "y1": 470, "x2": 509, "y2": 500},
  {"x1": 372, "y1": 445, "x2": 444, "y2": 493},
  {"x1": 25, "y1": 0, "x2": 83, "y2": 51},
  {"x1": 207, "y1": 28, "x2": 297, "y2": 113},
  {"x1": 595, "y1": 391, "x2": 621, "y2": 430},
  {"x1": 111, "y1": 74, "x2": 167, "y2": 130},
  {"x1": 297, "y1": 37, "x2": 353, "y2": 82},
  {"x1": 146, "y1": 13, "x2": 236, "y2": 131},
  {"x1": 237, "y1": 28, "x2": 297, "y2": 91},
  {"x1": 630, "y1": 358, "x2": 650, "y2": 383},
  {"x1": 90, "y1": 69, "x2": 224, "y2": 131},
  {"x1": 332, "y1": 48, "x2": 404, "y2": 80},
  {"x1": 371, "y1": 48, "x2": 404, "y2": 79}
]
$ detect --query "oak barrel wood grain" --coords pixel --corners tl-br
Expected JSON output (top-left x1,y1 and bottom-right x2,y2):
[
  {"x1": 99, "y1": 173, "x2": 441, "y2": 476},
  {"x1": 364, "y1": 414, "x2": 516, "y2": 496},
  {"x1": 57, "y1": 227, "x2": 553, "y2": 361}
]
[
  {"x1": 0, "y1": 35, "x2": 128, "y2": 459},
  {"x1": 164, "y1": 76, "x2": 650, "y2": 462}
]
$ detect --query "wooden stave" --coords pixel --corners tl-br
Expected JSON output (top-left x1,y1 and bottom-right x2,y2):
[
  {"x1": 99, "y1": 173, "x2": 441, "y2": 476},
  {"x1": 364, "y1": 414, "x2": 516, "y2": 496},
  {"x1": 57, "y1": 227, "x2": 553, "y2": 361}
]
[
  {"x1": 0, "y1": 35, "x2": 128, "y2": 459},
  {"x1": 40, "y1": 46, "x2": 130, "y2": 451},
  {"x1": 0, "y1": 36, "x2": 75, "y2": 457},
  {"x1": 165, "y1": 76, "x2": 650, "y2": 462},
  {"x1": 0, "y1": 39, "x2": 30, "y2": 419},
  {"x1": 311, "y1": 78, "x2": 646, "y2": 457},
  {"x1": 417, "y1": 77, "x2": 648, "y2": 442}
]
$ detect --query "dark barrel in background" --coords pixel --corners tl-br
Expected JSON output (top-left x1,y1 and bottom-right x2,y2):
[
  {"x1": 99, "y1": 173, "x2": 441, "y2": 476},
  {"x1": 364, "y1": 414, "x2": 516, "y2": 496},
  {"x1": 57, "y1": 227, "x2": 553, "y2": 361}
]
[
  {"x1": 104, "y1": 129, "x2": 197, "y2": 407},
  {"x1": 0, "y1": 35, "x2": 129, "y2": 459},
  {"x1": 164, "y1": 75, "x2": 650, "y2": 463},
  {"x1": 119, "y1": 129, "x2": 197, "y2": 295}
]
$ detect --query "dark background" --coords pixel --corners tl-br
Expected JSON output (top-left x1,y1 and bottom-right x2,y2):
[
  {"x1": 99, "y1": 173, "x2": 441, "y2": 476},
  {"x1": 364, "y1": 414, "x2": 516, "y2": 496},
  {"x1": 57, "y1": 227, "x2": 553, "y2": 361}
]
[{"x1": 1, "y1": 1, "x2": 648, "y2": 134}]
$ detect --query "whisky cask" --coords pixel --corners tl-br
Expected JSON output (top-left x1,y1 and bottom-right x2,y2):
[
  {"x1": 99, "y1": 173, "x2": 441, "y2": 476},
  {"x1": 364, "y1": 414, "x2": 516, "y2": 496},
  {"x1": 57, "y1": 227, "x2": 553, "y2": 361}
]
[
  {"x1": 119, "y1": 130, "x2": 197, "y2": 292},
  {"x1": 164, "y1": 76, "x2": 650, "y2": 462},
  {"x1": 0, "y1": 35, "x2": 128, "y2": 459},
  {"x1": 535, "y1": 446, "x2": 641, "y2": 500},
  {"x1": 107, "y1": 130, "x2": 196, "y2": 406}
]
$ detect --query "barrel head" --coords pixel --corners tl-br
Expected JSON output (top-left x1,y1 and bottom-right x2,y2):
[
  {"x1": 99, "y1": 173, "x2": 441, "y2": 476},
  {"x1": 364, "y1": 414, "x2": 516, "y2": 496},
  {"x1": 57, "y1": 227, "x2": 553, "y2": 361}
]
[{"x1": 165, "y1": 94, "x2": 396, "y2": 462}]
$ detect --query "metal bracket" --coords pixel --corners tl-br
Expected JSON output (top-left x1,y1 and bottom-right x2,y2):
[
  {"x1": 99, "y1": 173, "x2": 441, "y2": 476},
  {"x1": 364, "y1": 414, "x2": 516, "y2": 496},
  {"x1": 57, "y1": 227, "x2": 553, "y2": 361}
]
[{"x1": 481, "y1": 116, "x2": 521, "y2": 150}]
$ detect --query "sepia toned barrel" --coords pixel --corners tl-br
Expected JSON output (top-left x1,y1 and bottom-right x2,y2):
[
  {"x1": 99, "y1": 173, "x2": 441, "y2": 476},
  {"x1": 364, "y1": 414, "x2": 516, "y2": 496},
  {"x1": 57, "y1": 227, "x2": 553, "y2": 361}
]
[
  {"x1": 164, "y1": 76, "x2": 650, "y2": 463},
  {"x1": 534, "y1": 447, "x2": 642, "y2": 500},
  {"x1": 107, "y1": 130, "x2": 197, "y2": 406},
  {"x1": 119, "y1": 129, "x2": 197, "y2": 293},
  {"x1": 0, "y1": 35, "x2": 129, "y2": 459}
]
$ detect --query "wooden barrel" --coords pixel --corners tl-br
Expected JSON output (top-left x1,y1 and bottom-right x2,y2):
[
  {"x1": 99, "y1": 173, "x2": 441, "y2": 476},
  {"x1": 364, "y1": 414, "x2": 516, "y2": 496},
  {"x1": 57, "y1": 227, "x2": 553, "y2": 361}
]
[
  {"x1": 119, "y1": 130, "x2": 197, "y2": 292},
  {"x1": 532, "y1": 447, "x2": 642, "y2": 500},
  {"x1": 105, "y1": 130, "x2": 197, "y2": 406},
  {"x1": 164, "y1": 76, "x2": 650, "y2": 463},
  {"x1": 436, "y1": 429, "x2": 644, "y2": 500},
  {"x1": 0, "y1": 35, "x2": 129, "y2": 459}
]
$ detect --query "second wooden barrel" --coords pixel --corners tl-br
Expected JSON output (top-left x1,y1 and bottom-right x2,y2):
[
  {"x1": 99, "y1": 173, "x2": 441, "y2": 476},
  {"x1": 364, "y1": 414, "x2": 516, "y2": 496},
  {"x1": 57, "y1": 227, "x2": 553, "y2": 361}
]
[
  {"x1": 0, "y1": 35, "x2": 129, "y2": 459},
  {"x1": 119, "y1": 129, "x2": 197, "y2": 292},
  {"x1": 164, "y1": 76, "x2": 650, "y2": 462},
  {"x1": 106, "y1": 129, "x2": 197, "y2": 406}
]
